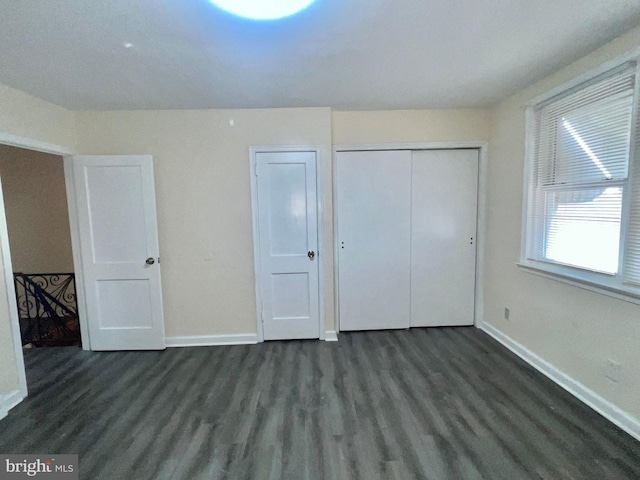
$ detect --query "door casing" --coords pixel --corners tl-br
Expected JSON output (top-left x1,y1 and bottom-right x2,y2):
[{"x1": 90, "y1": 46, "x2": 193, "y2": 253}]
[
  {"x1": 249, "y1": 146, "x2": 326, "y2": 342},
  {"x1": 0, "y1": 132, "x2": 84, "y2": 404}
]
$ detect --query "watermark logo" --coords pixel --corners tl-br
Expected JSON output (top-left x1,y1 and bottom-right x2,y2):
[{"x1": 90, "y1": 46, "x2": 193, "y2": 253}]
[{"x1": 0, "y1": 455, "x2": 77, "y2": 479}]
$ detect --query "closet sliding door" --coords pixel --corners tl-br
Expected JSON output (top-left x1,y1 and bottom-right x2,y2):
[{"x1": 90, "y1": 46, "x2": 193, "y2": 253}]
[
  {"x1": 336, "y1": 148, "x2": 478, "y2": 332},
  {"x1": 336, "y1": 151, "x2": 412, "y2": 331},
  {"x1": 410, "y1": 149, "x2": 478, "y2": 327}
]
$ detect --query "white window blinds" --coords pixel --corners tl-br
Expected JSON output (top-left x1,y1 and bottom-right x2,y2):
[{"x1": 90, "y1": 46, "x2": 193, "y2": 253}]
[
  {"x1": 527, "y1": 62, "x2": 639, "y2": 279},
  {"x1": 623, "y1": 82, "x2": 640, "y2": 285}
]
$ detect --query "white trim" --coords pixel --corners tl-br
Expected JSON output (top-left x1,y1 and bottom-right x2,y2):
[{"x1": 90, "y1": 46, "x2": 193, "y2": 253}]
[
  {"x1": 248, "y1": 148, "x2": 264, "y2": 346},
  {"x1": 249, "y1": 149, "x2": 264, "y2": 343},
  {"x1": 617, "y1": 62, "x2": 640, "y2": 281},
  {"x1": 521, "y1": 106, "x2": 537, "y2": 264},
  {"x1": 2, "y1": 389, "x2": 24, "y2": 411},
  {"x1": 331, "y1": 147, "x2": 341, "y2": 334},
  {"x1": 0, "y1": 175, "x2": 28, "y2": 398},
  {"x1": 166, "y1": 334, "x2": 258, "y2": 347},
  {"x1": 324, "y1": 331, "x2": 338, "y2": 341},
  {"x1": 334, "y1": 141, "x2": 488, "y2": 153},
  {"x1": 481, "y1": 322, "x2": 640, "y2": 442},
  {"x1": 521, "y1": 48, "x2": 640, "y2": 305},
  {"x1": 475, "y1": 144, "x2": 488, "y2": 328},
  {"x1": 0, "y1": 390, "x2": 25, "y2": 421},
  {"x1": 315, "y1": 146, "x2": 327, "y2": 341},
  {"x1": 517, "y1": 261, "x2": 640, "y2": 305},
  {"x1": 0, "y1": 132, "x2": 77, "y2": 406},
  {"x1": 528, "y1": 45, "x2": 640, "y2": 108},
  {"x1": 0, "y1": 132, "x2": 74, "y2": 156},
  {"x1": 63, "y1": 157, "x2": 91, "y2": 350},
  {"x1": 332, "y1": 141, "x2": 488, "y2": 330},
  {"x1": 249, "y1": 145, "x2": 325, "y2": 342}
]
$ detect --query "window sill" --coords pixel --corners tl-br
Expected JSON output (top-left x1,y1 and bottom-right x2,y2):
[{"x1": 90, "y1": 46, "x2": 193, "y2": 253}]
[{"x1": 516, "y1": 261, "x2": 640, "y2": 306}]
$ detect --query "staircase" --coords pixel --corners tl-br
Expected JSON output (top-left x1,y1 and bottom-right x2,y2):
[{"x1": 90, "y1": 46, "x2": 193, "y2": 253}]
[{"x1": 14, "y1": 273, "x2": 81, "y2": 347}]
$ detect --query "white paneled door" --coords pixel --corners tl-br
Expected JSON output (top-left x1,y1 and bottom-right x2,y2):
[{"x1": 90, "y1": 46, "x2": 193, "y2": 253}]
[
  {"x1": 73, "y1": 155, "x2": 165, "y2": 350},
  {"x1": 255, "y1": 151, "x2": 320, "y2": 340},
  {"x1": 411, "y1": 149, "x2": 478, "y2": 327},
  {"x1": 337, "y1": 150, "x2": 412, "y2": 331}
]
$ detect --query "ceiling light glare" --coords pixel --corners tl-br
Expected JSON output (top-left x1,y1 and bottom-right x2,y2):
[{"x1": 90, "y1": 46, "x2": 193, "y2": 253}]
[{"x1": 209, "y1": 0, "x2": 316, "y2": 20}]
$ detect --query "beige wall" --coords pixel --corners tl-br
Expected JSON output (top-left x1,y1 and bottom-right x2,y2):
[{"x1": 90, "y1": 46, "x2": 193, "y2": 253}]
[
  {"x1": 0, "y1": 86, "x2": 76, "y2": 399},
  {"x1": 0, "y1": 145, "x2": 73, "y2": 273},
  {"x1": 76, "y1": 108, "x2": 334, "y2": 337},
  {"x1": 484, "y1": 25, "x2": 640, "y2": 420},
  {"x1": 332, "y1": 109, "x2": 491, "y2": 145},
  {"x1": 75, "y1": 107, "x2": 492, "y2": 339},
  {"x1": 0, "y1": 83, "x2": 77, "y2": 151}
]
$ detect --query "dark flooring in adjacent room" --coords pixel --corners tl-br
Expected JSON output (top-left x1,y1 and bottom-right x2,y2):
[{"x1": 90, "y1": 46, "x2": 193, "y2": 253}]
[{"x1": 1, "y1": 327, "x2": 639, "y2": 480}]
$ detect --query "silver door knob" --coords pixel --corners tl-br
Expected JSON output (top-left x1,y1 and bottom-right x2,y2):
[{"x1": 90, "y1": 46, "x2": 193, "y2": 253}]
[
  {"x1": 146, "y1": 257, "x2": 155, "y2": 265},
  {"x1": 308, "y1": 250, "x2": 315, "y2": 260}
]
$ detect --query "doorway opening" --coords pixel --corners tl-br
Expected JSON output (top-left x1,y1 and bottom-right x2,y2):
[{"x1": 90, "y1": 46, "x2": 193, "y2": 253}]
[{"x1": 0, "y1": 144, "x2": 81, "y2": 349}]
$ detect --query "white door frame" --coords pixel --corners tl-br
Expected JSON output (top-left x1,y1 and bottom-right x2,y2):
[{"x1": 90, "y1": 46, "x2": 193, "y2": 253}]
[
  {"x1": 249, "y1": 145, "x2": 325, "y2": 342},
  {"x1": 0, "y1": 169, "x2": 28, "y2": 398},
  {"x1": 0, "y1": 131, "x2": 92, "y2": 402},
  {"x1": 63, "y1": 156, "x2": 90, "y2": 351},
  {"x1": 332, "y1": 142, "x2": 488, "y2": 334}
]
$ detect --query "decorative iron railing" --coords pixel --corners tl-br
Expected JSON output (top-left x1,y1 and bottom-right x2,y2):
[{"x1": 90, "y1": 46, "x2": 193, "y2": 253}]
[{"x1": 14, "y1": 273, "x2": 81, "y2": 347}]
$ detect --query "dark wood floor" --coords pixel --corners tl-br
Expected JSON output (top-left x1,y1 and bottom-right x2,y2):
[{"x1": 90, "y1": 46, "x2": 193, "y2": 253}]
[{"x1": 1, "y1": 328, "x2": 639, "y2": 479}]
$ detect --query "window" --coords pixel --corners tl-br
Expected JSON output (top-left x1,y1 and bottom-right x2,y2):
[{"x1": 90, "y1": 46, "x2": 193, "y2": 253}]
[{"x1": 522, "y1": 55, "x2": 640, "y2": 299}]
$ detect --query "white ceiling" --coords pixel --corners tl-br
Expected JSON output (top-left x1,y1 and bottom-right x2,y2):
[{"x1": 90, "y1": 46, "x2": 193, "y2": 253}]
[{"x1": 1, "y1": 0, "x2": 639, "y2": 111}]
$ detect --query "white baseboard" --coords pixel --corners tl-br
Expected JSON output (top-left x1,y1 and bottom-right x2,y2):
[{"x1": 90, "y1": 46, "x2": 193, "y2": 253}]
[
  {"x1": 166, "y1": 334, "x2": 259, "y2": 348},
  {"x1": 167, "y1": 332, "x2": 337, "y2": 347},
  {"x1": 481, "y1": 322, "x2": 640, "y2": 442},
  {"x1": 0, "y1": 389, "x2": 25, "y2": 421},
  {"x1": 324, "y1": 331, "x2": 338, "y2": 342}
]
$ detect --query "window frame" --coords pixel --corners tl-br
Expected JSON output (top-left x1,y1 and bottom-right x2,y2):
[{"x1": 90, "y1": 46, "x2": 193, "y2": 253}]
[{"x1": 519, "y1": 47, "x2": 640, "y2": 304}]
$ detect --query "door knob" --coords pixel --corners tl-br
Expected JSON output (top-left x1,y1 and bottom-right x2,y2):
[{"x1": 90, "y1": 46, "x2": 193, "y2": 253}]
[
  {"x1": 146, "y1": 257, "x2": 155, "y2": 265},
  {"x1": 308, "y1": 250, "x2": 315, "y2": 260}
]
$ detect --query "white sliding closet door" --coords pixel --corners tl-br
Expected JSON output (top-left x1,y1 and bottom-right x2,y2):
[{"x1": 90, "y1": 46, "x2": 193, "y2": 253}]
[
  {"x1": 337, "y1": 151, "x2": 412, "y2": 331},
  {"x1": 410, "y1": 149, "x2": 478, "y2": 327}
]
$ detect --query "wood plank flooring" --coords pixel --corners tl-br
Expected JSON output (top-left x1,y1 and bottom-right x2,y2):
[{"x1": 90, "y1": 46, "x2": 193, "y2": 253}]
[{"x1": 1, "y1": 327, "x2": 639, "y2": 479}]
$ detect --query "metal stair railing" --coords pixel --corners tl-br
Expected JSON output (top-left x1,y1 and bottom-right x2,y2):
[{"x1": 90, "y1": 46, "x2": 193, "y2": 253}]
[{"x1": 14, "y1": 273, "x2": 80, "y2": 347}]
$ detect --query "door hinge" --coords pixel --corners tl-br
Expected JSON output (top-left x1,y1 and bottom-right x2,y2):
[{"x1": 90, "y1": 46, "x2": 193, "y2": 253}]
[{"x1": 261, "y1": 310, "x2": 264, "y2": 323}]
